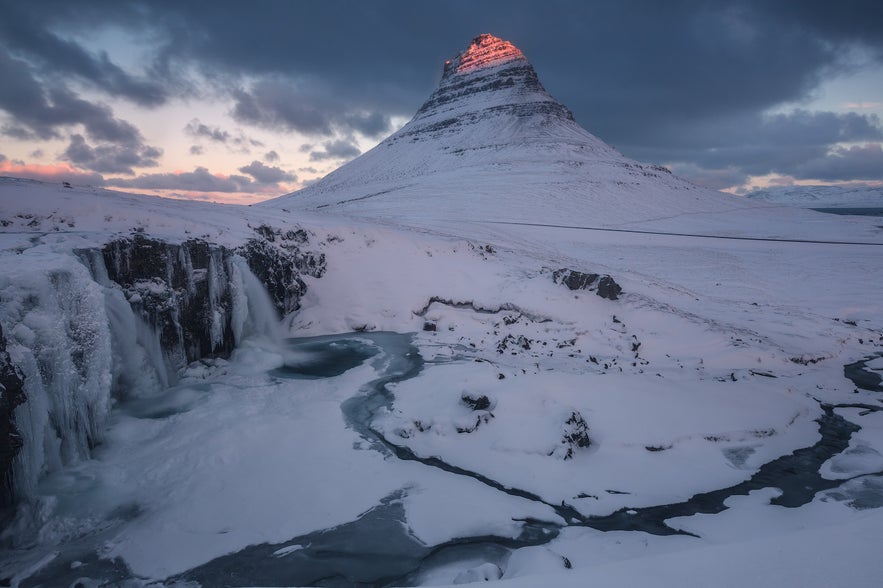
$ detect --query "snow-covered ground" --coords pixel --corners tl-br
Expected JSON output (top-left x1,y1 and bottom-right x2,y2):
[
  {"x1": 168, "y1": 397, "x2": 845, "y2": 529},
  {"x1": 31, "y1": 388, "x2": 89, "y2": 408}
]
[
  {"x1": 1, "y1": 174, "x2": 882, "y2": 587},
  {"x1": 1, "y1": 33, "x2": 883, "y2": 588}
]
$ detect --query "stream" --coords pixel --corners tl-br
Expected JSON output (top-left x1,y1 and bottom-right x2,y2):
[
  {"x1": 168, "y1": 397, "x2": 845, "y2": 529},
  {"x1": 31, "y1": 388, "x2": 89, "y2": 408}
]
[
  {"x1": 180, "y1": 333, "x2": 876, "y2": 587},
  {"x1": 11, "y1": 333, "x2": 879, "y2": 587}
]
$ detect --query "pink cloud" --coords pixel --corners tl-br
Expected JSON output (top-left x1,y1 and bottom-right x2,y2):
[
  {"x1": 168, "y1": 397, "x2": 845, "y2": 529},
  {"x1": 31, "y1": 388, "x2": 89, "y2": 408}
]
[{"x1": 0, "y1": 161, "x2": 104, "y2": 185}]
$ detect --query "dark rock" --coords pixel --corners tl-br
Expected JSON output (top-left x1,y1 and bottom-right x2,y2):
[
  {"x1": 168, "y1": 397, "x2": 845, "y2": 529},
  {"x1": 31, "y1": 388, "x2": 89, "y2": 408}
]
[
  {"x1": 76, "y1": 228, "x2": 324, "y2": 371},
  {"x1": 239, "y1": 228, "x2": 326, "y2": 316},
  {"x1": 90, "y1": 236, "x2": 238, "y2": 364},
  {"x1": 0, "y1": 323, "x2": 27, "y2": 507},
  {"x1": 497, "y1": 334, "x2": 532, "y2": 353},
  {"x1": 461, "y1": 393, "x2": 491, "y2": 411},
  {"x1": 455, "y1": 412, "x2": 494, "y2": 434},
  {"x1": 558, "y1": 410, "x2": 591, "y2": 460},
  {"x1": 596, "y1": 276, "x2": 622, "y2": 300},
  {"x1": 553, "y1": 269, "x2": 599, "y2": 291},
  {"x1": 552, "y1": 268, "x2": 622, "y2": 300},
  {"x1": 422, "y1": 322, "x2": 437, "y2": 332}
]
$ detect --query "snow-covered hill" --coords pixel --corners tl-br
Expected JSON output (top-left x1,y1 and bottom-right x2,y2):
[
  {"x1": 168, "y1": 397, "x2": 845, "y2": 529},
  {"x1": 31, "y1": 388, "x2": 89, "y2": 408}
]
[
  {"x1": 746, "y1": 184, "x2": 883, "y2": 208},
  {"x1": 2, "y1": 34, "x2": 883, "y2": 588}
]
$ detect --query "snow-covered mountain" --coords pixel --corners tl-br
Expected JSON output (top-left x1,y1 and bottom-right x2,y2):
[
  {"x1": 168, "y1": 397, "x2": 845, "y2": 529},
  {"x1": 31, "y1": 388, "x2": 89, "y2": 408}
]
[
  {"x1": 1, "y1": 34, "x2": 883, "y2": 588},
  {"x1": 266, "y1": 34, "x2": 878, "y2": 243},
  {"x1": 746, "y1": 184, "x2": 883, "y2": 208},
  {"x1": 266, "y1": 34, "x2": 740, "y2": 225}
]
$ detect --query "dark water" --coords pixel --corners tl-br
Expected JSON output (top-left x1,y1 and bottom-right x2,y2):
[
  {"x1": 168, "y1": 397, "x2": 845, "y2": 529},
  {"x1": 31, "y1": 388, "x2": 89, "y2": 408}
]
[
  {"x1": 270, "y1": 333, "x2": 381, "y2": 379},
  {"x1": 843, "y1": 353, "x2": 883, "y2": 392},
  {"x1": 811, "y1": 207, "x2": 883, "y2": 217}
]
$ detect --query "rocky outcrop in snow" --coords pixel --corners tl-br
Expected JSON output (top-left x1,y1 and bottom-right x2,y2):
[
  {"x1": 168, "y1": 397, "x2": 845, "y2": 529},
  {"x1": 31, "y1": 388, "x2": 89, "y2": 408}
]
[
  {"x1": 552, "y1": 268, "x2": 623, "y2": 300},
  {"x1": 78, "y1": 228, "x2": 325, "y2": 369},
  {"x1": 552, "y1": 411, "x2": 591, "y2": 460},
  {"x1": 239, "y1": 225, "x2": 326, "y2": 316}
]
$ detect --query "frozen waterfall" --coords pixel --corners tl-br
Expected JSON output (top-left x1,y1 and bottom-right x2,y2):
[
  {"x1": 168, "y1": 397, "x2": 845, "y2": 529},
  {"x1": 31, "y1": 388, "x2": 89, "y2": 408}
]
[{"x1": 0, "y1": 241, "x2": 283, "y2": 510}]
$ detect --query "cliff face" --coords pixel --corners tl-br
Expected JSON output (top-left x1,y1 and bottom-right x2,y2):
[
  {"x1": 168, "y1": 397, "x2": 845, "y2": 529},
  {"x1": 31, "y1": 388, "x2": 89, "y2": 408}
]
[
  {"x1": 0, "y1": 324, "x2": 26, "y2": 507},
  {"x1": 239, "y1": 225, "x2": 327, "y2": 316},
  {"x1": 80, "y1": 227, "x2": 326, "y2": 368}
]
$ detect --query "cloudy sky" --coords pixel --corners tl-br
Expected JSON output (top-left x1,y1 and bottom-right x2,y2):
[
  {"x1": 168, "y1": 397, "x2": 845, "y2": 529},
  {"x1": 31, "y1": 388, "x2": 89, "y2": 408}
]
[{"x1": 1, "y1": 0, "x2": 882, "y2": 203}]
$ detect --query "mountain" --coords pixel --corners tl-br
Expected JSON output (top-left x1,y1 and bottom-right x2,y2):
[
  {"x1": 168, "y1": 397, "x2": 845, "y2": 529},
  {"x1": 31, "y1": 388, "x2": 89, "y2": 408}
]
[
  {"x1": 266, "y1": 34, "x2": 750, "y2": 228},
  {"x1": 746, "y1": 184, "x2": 883, "y2": 208}
]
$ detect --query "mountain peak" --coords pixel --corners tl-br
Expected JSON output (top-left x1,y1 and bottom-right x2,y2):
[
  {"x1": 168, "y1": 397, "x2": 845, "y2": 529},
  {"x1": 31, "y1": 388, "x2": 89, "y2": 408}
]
[
  {"x1": 443, "y1": 33, "x2": 527, "y2": 77},
  {"x1": 413, "y1": 33, "x2": 571, "y2": 125}
]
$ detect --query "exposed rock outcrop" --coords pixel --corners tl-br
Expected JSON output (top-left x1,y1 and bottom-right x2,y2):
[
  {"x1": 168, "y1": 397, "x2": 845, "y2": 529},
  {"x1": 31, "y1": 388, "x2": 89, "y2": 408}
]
[
  {"x1": 551, "y1": 411, "x2": 591, "y2": 460},
  {"x1": 0, "y1": 323, "x2": 26, "y2": 507},
  {"x1": 553, "y1": 268, "x2": 622, "y2": 300},
  {"x1": 88, "y1": 235, "x2": 238, "y2": 365},
  {"x1": 239, "y1": 225, "x2": 326, "y2": 316},
  {"x1": 77, "y1": 228, "x2": 325, "y2": 369}
]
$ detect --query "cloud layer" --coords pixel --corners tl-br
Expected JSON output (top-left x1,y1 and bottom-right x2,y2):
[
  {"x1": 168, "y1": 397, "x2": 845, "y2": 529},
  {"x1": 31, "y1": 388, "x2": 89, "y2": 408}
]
[{"x1": 1, "y1": 0, "x2": 882, "y2": 193}]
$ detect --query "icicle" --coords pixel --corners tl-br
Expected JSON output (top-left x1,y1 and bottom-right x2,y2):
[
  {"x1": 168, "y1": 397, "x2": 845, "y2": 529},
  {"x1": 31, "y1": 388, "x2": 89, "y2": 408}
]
[
  {"x1": 0, "y1": 256, "x2": 113, "y2": 500},
  {"x1": 103, "y1": 283, "x2": 174, "y2": 397},
  {"x1": 206, "y1": 248, "x2": 227, "y2": 351}
]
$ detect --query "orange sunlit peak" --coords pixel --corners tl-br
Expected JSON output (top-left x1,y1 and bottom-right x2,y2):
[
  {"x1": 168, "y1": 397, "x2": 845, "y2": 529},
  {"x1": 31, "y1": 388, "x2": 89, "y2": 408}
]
[{"x1": 454, "y1": 33, "x2": 525, "y2": 74}]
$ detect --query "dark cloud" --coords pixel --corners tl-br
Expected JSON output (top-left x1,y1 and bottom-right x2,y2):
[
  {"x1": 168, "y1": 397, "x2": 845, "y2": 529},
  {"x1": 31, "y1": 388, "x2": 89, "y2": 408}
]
[
  {"x1": 238, "y1": 160, "x2": 297, "y2": 184},
  {"x1": 185, "y1": 119, "x2": 230, "y2": 143},
  {"x1": 0, "y1": 2, "x2": 167, "y2": 107},
  {"x1": 231, "y1": 82, "x2": 332, "y2": 135},
  {"x1": 309, "y1": 140, "x2": 361, "y2": 162},
  {"x1": 0, "y1": 153, "x2": 6, "y2": 162},
  {"x1": 190, "y1": 145, "x2": 204, "y2": 155},
  {"x1": 29, "y1": 0, "x2": 875, "y2": 140},
  {"x1": 2, "y1": 0, "x2": 883, "y2": 192},
  {"x1": 792, "y1": 143, "x2": 883, "y2": 181},
  {"x1": 63, "y1": 134, "x2": 162, "y2": 175},
  {"x1": 0, "y1": 48, "x2": 147, "y2": 146},
  {"x1": 264, "y1": 150, "x2": 279, "y2": 162},
  {"x1": 626, "y1": 109, "x2": 883, "y2": 187},
  {"x1": 344, "y1": 112, "x2": 394, "y2": 138},
  {"x1": 669, "y1": 164, "x2": 750, "y2": 191},
  {"x1": 184, "y1": 118, "x2": 264, "y2": 154},
  {"x1": 110, "y1": 167, "x2": 257, "y2": 193},
  {"x1": 231, "y1": 81, "x2": 392, "y2": 138}
]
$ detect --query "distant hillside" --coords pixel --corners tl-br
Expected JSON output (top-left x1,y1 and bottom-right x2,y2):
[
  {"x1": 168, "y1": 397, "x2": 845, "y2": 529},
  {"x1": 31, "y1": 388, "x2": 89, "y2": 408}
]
[{"x1": 745, "y1": 184, "x2": 883, "y2": 208}]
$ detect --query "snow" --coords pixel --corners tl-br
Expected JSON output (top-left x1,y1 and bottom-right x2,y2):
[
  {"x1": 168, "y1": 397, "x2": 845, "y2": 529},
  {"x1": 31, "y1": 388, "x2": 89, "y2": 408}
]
[
  {"x1": 5, "y1": 170, "x2": 879, "y2": 585},
  {"x1": 2, "y1": 33, "x2": 883, "y2": 587}
]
